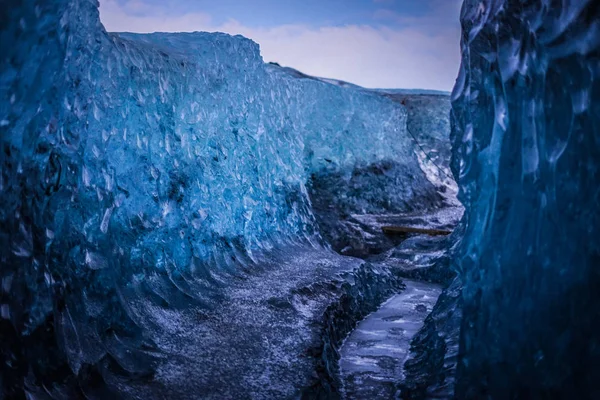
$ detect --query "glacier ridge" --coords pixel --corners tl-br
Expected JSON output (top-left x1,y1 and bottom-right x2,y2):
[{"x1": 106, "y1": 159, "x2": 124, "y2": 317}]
[{"x1": 0, "y1": 0, "x2": 448, "y2": 397}]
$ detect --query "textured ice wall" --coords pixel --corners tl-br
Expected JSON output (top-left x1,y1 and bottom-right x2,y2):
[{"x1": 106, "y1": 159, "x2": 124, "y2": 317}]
[
  {"x1": 386, "y1": 93, "x2": 457, "y2": 197},
  {"x1": 452, "y1": 0, "x2": 600, "y2": 397},
  {"x1": 0, "y1": 0, "x2": 438, "y2": 394}
]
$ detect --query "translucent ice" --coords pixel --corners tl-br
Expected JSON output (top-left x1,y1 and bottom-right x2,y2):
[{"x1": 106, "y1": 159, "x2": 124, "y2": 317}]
[
  {"x1": 0, "y1": 0, "x2": 442, "y2": 396},
  {"x1": 452, "y1": 0, "x2": 600, "y2": 397}
]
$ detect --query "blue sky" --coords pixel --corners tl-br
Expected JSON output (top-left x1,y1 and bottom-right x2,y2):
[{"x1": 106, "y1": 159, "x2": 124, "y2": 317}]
[{"x1": 100, "y1": 0, "x2": 463, "y2": 90}]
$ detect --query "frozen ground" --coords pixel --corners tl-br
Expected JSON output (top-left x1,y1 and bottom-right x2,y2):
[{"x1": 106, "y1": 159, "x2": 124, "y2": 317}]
[{"x1": 99, "y1": 245, "x2": 405, "y2": 399}]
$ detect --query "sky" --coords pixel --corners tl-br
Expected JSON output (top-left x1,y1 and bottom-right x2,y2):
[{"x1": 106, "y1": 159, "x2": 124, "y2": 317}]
[{"x1": 99, "y1": 0, "x2": 463, "y2": 91}]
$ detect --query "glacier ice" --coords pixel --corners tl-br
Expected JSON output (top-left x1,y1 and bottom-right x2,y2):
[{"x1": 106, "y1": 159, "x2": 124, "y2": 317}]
[
  {"x1": 451, "y1": 0, "x2": 600, "y2": 398},
  {"x1": 0, "y1": 0, "x2": 448, "y2": 397},
  {"x1": 5, "y1": 0, "x2": 596, "y2": 398},
  {"x1": 399, "y1": 1, "x2": 600, "y2": 398},
  {"x1": 383, "y1": 92, "x2": 457, "y2": 200}
]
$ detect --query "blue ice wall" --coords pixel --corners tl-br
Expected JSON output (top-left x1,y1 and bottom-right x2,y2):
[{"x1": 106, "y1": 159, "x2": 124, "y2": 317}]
[
  {"x1": 387, "y1": 93, "x2": 457, "y2": 197},
  {"x1": 0, "y1": 0, "x2": 439, "y2": 394},
  {"x1": 452, "y1": 0, "x2": 600, "y2": 397}
]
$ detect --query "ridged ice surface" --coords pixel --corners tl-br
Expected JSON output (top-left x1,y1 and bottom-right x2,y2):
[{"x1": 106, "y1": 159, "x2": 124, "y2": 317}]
[
  {"x1": 0, "y1": 0, "x2": 448, "y2": 397},
  {"x1": 384, "y1": 93, "x2": 456, "y2": 198},
  {"x1": 452, "y1": 0, "x2": 600, "y2": 398}
]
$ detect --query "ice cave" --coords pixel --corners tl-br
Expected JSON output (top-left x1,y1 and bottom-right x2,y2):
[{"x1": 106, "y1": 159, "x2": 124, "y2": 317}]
[{"x1": 1, "y1": 0, "x2": 598, "y2": 399}]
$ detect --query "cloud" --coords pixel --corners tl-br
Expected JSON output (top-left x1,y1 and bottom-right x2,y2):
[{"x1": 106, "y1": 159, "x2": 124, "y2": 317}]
[
  {"x1": 100, "y1": 0, "x2": 214, "y2": 32},
  {"x1": 374, "y1": 0, "x2": 463, "y2": 33},
  {"x1": 99, "y1": 0, "x2": 461, "y2": 90}
]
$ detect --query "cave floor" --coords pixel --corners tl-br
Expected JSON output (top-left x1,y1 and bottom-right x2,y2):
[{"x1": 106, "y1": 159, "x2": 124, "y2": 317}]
[
  {"x1": 102, "y1": 205, "x2": 460, "y2": 399},
  {"x1": 105, "y1": 245, "x2": 403, "y2": 399}
]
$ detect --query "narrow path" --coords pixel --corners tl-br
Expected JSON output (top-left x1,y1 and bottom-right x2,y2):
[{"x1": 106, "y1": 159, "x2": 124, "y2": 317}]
[{"x1": 339, "y1": 279, "x2": 443, "y2": 399}]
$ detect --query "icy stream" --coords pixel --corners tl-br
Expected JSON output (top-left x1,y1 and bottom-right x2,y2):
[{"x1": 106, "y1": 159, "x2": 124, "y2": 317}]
[{"x1": 340, "y1": 279, "x2": 442, "y2": 399}]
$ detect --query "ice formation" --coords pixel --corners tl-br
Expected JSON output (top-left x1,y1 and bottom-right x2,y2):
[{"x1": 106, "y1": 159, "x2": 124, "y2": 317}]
[
  {"x1": 451, "y1": 0, "x2": 600, "y2": 397},
  {"x1": 384, "y1": 93, "x2": 457, "y2": 199},
  {"x1": 1, "y1": 0, "x2": 447, "y2": 397},
  {"x1": 3, "y1": 0, "x2": 595, "y2": 398},
  {"x1": 399, "y1": 1, "x2": 600, "y2": 398}
]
